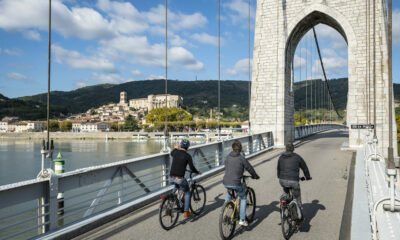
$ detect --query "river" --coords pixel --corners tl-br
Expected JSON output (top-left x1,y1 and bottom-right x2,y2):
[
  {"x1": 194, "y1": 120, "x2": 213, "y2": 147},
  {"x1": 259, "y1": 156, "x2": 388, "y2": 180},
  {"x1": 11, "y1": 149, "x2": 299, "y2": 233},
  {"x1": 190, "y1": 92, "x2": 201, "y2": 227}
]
[{"x1": 0, "y1": 139, "x2": 205, "y2": 186}]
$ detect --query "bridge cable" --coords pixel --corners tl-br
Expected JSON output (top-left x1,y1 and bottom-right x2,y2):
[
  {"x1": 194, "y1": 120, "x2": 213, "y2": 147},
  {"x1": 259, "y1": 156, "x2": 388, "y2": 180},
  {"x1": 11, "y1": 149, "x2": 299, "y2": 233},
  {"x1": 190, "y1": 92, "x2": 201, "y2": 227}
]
[
  {"x1": 218, "y1": 0, "x2": 221, "y2": 140},
  {"x1": 299, "y1": 36, "x2": 302, "y2": 124},
  {"x1": 305, "y1": 35, "x2": 308, "y2": 123},
  {"x1": 312, "y1": 27, "x2": 343, "y2": 119},
  {"x1": 372, "y1": 0, "x2": 377, "y2": 139},
  {"x1": 310, "y1": 33, "x2": 313, "y2": 123},
  {"x1": 275, "y1": 0, "x2": 279, "y2": 135},
  {"x1": 366, "y1": 0, "x2": 370, "y2": 125},
  {"x1": 248, "y1": 0, "x2": 251, "y2": 134},
  {"x1": 46, "y1": 0, "x2": 52, "y2": 145},
  {"x1": 314, "y1": 36, "x2": 317, "y2": 123},
  {"x1": 164, "y1": 0, "x2": 169, "y2": 144},
  {"x1": 388, "y1": 0, "x2": 395, "y2": 168}
]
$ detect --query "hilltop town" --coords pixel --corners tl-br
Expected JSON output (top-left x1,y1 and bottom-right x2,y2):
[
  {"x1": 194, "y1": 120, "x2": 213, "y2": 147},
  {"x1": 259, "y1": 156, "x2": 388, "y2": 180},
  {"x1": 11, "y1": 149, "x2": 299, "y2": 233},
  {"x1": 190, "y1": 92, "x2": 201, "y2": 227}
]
[{"x1": 0, "y1": 91, "x2": 184, "y2": 133}]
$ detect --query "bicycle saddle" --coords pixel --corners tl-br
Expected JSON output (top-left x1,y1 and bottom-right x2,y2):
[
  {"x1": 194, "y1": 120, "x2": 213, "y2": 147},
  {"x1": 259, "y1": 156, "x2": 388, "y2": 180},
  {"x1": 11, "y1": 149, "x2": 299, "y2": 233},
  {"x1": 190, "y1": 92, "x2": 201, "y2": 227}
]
[{"x1": 226, "y1": 188, "x2": 237, "y2": 199}]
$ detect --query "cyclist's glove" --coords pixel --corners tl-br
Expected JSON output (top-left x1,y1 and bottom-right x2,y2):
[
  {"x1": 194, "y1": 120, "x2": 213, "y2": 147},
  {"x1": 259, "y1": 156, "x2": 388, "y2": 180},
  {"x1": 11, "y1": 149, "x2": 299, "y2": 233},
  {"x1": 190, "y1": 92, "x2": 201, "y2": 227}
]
[{"x1": 252, "y1": 174, "x2": 260, "y2": 180}]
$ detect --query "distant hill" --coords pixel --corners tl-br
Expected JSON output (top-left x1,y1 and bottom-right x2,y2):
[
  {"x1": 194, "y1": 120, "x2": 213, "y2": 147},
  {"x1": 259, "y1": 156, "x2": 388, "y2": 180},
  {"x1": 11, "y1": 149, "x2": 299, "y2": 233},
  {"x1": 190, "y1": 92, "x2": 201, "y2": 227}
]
[
  {"x1": 2, "y1": 78, "x2": 400, "y2": 120},
  {"x1": 293, "y1": 78, "x2": 348, "y2": 110},
  {"x1": 18, "y1": 80, "x2": 250, "y2": 114}
]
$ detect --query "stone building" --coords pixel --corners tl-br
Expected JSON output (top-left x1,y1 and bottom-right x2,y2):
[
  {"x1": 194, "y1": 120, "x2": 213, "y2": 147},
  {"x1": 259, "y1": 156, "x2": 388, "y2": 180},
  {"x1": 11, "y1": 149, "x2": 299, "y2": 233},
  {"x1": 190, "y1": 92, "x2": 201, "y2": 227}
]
[
  {"x1": 120, "y1": 91, "x2": 128, "y2": 105},
  {"x1": 74, "y1": 122, "x2": 110, "y2": 132},
  {"x1": 129, "y1": 94, "x2": 183, "y2": 111},
  {"x1": 81, "y1": 92, "x2": 183, "y2": 123}
]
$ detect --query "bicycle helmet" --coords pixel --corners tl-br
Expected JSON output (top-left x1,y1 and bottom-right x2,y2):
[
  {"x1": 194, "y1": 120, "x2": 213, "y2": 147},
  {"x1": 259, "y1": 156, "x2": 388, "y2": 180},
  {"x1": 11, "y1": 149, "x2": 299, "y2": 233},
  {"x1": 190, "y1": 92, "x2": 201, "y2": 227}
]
[{"x1": 180, "y1": 139, "x2": 190, "y2": 150}]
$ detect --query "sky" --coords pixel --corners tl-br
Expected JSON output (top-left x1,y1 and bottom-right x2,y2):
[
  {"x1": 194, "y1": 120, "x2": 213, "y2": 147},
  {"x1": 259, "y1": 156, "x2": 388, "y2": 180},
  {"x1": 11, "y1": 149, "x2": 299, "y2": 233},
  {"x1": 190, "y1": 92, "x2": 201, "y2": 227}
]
[{"x1": 0, "y1": 0, "x2": 399, "y2": 98}]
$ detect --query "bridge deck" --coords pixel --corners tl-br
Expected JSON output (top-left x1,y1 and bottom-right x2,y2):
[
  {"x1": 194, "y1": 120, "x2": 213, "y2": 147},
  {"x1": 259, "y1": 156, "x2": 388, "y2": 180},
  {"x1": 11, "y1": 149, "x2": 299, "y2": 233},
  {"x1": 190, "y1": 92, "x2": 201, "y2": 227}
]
[{"x1": 74, "y1": 130, "x2": 352, "y2": 240}]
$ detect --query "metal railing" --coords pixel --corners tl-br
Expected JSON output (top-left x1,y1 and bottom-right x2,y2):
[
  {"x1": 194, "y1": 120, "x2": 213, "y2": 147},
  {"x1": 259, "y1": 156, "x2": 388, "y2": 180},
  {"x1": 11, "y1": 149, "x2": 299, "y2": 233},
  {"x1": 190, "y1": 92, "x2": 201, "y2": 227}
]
[
  {"x1": 0, "y1": 124, "x2": 344, "y2": 239},
  {"x1": 361, "y1": 131, "x2": 400, "y2": 240}
]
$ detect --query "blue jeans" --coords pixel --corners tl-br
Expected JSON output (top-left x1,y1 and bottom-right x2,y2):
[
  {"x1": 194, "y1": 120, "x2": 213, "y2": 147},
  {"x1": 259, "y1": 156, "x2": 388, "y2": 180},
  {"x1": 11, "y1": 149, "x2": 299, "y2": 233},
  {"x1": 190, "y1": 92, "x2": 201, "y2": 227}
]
[
  {"x1": 170, "y1": 177, "x2": 191, "y2": 212},
  {"x1": 224, "y1": 185, "x2": 247, "y2": 221}
]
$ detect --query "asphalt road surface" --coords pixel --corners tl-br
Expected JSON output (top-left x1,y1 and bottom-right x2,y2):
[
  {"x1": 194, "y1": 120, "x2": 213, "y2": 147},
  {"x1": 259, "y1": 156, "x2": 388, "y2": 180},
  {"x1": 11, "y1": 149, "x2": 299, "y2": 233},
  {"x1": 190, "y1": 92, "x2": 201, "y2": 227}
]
[{"x1": 75, "y1": 130, "x2": 352, "y2": 240}]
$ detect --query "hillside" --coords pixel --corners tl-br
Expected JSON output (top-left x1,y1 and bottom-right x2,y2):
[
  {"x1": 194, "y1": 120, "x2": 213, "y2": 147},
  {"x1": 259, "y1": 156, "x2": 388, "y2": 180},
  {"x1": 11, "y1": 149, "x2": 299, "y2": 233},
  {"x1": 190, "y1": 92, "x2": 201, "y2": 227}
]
[
  {"x1": 19, "y1": 80, "x2": 249, "y2": 114},
  {"x1": 2, "y1": 78, "x2": 400, "y2": 120},
  {"x1": 0, "y1": 93, "x2": 68, "y2": 120}
]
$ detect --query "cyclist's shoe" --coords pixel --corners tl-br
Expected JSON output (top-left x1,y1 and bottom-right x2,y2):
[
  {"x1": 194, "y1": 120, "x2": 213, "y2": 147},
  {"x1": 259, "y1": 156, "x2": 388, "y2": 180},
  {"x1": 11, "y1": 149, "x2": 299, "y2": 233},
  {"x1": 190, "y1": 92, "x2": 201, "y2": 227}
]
[
  {"x1": 239, "y1": 219, "x2": 248, "y2": 227},
  {"x1": 184, "y1": 211, "x2": 193, "y2": 218}
]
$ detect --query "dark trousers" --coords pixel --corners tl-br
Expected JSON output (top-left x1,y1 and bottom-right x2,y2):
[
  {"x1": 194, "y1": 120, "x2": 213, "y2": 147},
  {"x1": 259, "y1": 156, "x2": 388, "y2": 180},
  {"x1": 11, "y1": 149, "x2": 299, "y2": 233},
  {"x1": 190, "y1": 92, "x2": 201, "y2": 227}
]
[{"x1": 279, "y1": 179, "x2": 302, "y2": 208}]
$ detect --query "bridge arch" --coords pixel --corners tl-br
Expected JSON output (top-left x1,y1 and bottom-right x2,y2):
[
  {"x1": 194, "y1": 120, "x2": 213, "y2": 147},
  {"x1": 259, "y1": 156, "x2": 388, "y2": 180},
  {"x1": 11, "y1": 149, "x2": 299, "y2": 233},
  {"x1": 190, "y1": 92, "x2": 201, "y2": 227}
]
[{"x1": 250, "y1": 0, "x2": 396, "y2": 156}]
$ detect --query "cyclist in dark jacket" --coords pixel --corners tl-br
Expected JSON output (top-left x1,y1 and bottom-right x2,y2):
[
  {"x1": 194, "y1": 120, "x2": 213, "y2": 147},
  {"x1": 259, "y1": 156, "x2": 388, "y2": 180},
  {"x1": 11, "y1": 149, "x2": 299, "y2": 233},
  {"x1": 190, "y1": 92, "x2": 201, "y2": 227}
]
[
  {"x1": 277, "y1": 143, "x2": 311, "y2": 220},
  {"x1": 223, "y1": 140, "x2": 259, "y2": 226},
  {"x1": 170, "y1": 139, "x2": 200, "y2": 218}
]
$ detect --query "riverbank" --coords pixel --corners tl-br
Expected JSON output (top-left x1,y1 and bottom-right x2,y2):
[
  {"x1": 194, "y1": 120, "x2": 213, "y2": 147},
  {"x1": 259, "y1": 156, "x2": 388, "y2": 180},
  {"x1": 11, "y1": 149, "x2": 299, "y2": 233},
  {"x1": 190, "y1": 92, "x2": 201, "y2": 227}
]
[{"x1": 0, "y1": 132, "x2": 246, "y2": 140}]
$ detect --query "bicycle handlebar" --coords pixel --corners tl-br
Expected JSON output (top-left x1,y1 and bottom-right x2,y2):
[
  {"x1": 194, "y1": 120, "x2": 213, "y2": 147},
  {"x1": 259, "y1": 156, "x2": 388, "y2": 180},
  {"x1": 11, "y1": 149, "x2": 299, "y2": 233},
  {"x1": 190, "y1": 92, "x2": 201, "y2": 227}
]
[
  {"x1": 300, "y1": 176, "x2": 312, "y2": 181},
  {"x1": 187, "y1": 170, "x2": 201, "y2": 179}
]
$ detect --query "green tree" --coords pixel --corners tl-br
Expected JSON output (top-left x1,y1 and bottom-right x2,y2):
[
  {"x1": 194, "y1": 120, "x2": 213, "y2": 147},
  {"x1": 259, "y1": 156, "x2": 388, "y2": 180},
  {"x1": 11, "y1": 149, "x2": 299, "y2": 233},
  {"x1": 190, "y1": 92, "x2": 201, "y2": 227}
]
[
  {"x1": 206, "y1": 121, "x2": 218, "y2": 129},
  {"x1": 45, "y1": 120, "x2": 60, "y2": 131},
  {"x1": 110, "y1": 122, "x2": 123, "y2": 132},
  {"x1": 124, "y1": 115, "x2": 139, "y2": 131},
  {"x1": 59, "y1": 121, "x2": 72, "y2": 132},
  {"x1": 89, "y1": 109, "x2": 97, "y2": 115},
  {"x1": 146, "y1": 107, "x2": 192, "y2": 123},
  {"x1": 196, "y1": 121, "x2": 206, "y2": 130}
]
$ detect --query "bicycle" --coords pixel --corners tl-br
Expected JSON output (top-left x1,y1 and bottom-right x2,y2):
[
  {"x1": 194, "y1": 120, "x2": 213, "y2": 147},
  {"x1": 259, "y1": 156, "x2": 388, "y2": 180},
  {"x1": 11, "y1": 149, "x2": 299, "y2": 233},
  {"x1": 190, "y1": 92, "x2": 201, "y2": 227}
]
[
  {"x1": 280, "y1": 177, "x2": 310, "y2": 240},
  {"x1": 159, "y1": 171, "x2": 206, "y2": 230},
  {"x1": 218, "y1": 176, "x2": 256, "y2": 240}
]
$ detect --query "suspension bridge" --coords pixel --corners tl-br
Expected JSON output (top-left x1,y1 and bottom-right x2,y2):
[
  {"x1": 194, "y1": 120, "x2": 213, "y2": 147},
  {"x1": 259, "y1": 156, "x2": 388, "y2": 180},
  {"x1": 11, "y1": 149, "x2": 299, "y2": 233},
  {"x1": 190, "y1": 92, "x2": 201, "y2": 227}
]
[{"x1": 0, "y1": 0, "x2": 399, "y2": 239}]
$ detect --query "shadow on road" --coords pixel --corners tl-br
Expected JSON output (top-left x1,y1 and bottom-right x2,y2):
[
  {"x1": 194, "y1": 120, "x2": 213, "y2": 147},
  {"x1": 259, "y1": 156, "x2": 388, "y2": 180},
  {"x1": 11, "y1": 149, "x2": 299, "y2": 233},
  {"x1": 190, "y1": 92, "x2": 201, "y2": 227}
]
[
  {"x1": 191, "y1": 193, "x2": 225, "y2": 222},
  {"x1": 175, "y1": 193, "x2": 225, "y2": 227},
  {"x1": 233, "y1": 201, "x2": 280, "y2": 238},
  {"x1": 300, "y1": 199, "x2": 326, "y2": 232}
]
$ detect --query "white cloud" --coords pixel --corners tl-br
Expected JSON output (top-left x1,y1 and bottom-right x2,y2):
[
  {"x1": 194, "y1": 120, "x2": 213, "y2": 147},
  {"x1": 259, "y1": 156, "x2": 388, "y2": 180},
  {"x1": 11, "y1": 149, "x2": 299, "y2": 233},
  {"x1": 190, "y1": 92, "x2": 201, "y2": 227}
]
[
  {"x1": 92, "y1": 73, "x2": 133, "y2": 84},
  {"x1": 144, "y1": 5, "x2": 207, "y2": 31},
  {"x1": 76, "y1": 82, "x2": 87, "y2": 88},
  {"x1": 6, "y1": 72, "x2": 31, "y2": 81},
  {"x1": 294, "y1": 55, "x2": 306, "y2": 70},
  {"x1": 101, "y1": 36, "x2": 204, "y2": 71},
  {"x1": 191, "y1": 33, "x2": 219, "y2": 46},
  {"x1": 0, "y1": 48, "x2": 22, "y2": 56},
  {"x1": 52, "y1": 45, "x2": 116, "y2": 73},
  {"x1": 96, "y1": 0, "x2": 148, "y2": 34},
  {"x1": 0, "y1": 0, "x2": 115, "y2": 40},
  {"x1": 169, "y1": 47, "x2": 204, "y2": 71},
  {"x1": 0, "y1": 0, "x2": 207, "y2": 78},
  {"x1": 312, "y1": 48, "x2": 347, "y2": 76},
  {"x1": 170, "y1": 35, "x2": 188, "y2": 47},
  {"x1": 314, "y1": 24, "x2": 347, "y2": 50},
  {"x1": 394, "y1": 10, "x2": 400, "y2": 47},
  {"x1": 226, "y1": 58, "x2": 251, "y2": 76},
  {"x1": 0, "y1": 0, "x2": 209, "y2": 41},
  {"x1": 131, "y1": 69, "x2": 142, "y2": 76},
  {"x1": 146, "y1": 74, "x2": 165, "y2": 80},
  {"x1": 23, "y1": 30, "x2": 41, "y2": 41},
  {"x1": 224, "y1": 0, "x2": 255, "y2": 25}
]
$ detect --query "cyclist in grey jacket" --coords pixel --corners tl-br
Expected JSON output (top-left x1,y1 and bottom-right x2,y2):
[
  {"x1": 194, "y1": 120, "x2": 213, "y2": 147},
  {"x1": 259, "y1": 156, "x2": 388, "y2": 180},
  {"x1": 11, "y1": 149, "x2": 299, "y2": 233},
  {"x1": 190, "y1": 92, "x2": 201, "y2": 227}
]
[
  {"x1": 223, "y1": 140, "x2": 259, "y2": 226},
  {"x1": 277, "y1": 143, "x2": 311, "y2": 220}
]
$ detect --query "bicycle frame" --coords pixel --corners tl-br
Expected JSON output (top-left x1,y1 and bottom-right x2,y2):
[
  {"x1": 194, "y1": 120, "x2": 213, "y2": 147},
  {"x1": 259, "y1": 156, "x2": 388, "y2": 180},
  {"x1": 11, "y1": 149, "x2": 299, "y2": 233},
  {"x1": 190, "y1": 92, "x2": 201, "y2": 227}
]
[{"x1": 226, "y1": 176, "x2": 250, "y2": 222}]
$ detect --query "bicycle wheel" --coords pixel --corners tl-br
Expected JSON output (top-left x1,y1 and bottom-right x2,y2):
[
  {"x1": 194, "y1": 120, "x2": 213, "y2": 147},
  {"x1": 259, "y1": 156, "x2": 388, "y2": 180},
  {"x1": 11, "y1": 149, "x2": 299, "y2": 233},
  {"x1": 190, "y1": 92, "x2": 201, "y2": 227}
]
[
  {"x1": 219, "y1": 202, "x2": 236, "y2": 240},
  {"x1": 190, "y1": 184, "x2": 206, "y2": 215},
  {"x1": 159, "y1": 195, "x2": 179, "y2": 230},
  {"x1": 245, "y1": 187, "x2": 256, "y2": 222},
  {"x1": 280, "y1": 205, "x2": 293, "y2": 240}
]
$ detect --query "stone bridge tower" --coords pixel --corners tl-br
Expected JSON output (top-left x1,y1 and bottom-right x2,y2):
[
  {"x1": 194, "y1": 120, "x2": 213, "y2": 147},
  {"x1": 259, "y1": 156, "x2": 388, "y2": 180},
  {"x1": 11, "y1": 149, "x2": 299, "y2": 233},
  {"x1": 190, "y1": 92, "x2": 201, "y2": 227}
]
[{"x1": 250, "y1": 0, "x2": 397, "y2": 157}]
